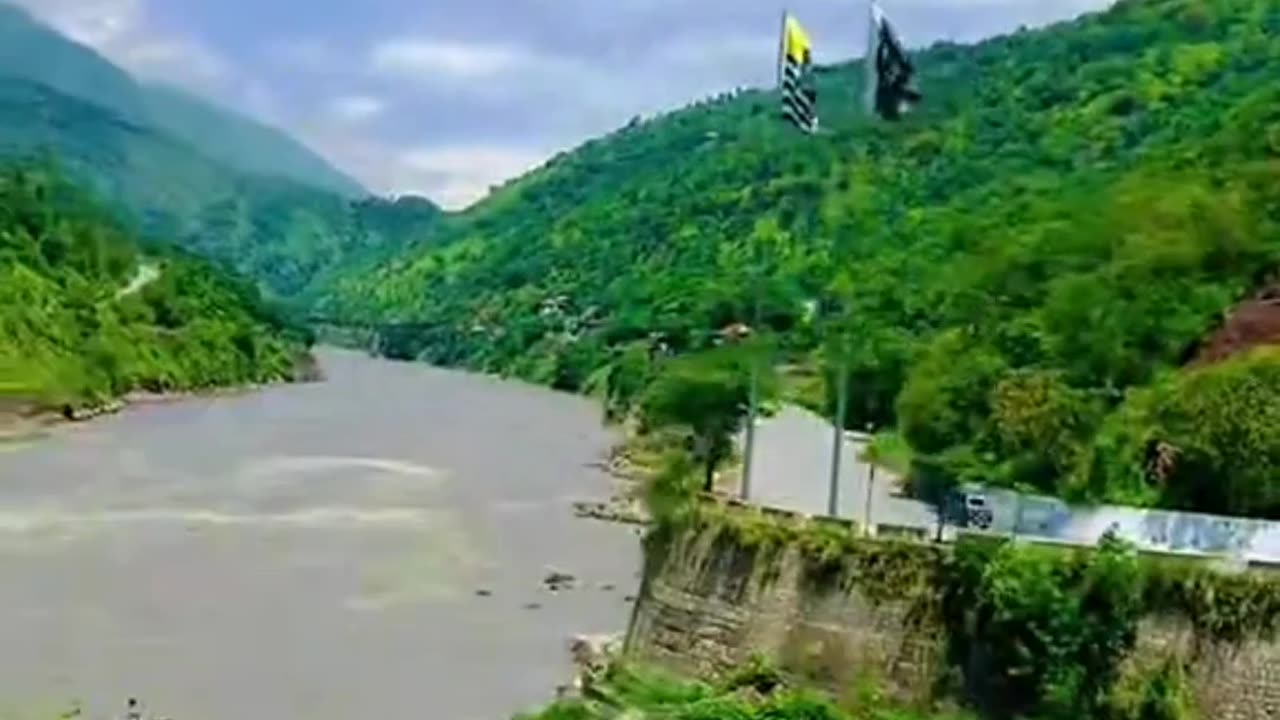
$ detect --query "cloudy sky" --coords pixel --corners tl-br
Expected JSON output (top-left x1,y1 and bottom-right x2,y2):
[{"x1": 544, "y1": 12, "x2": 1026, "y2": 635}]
[{"x1": 15, "y1": 0, "x2": 1110, "y2": 209}]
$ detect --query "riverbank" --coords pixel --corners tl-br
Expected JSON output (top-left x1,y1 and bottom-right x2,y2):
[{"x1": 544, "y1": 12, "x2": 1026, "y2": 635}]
[{"x1": 0, "y1": 349, "x2": 322, "y2": 445}]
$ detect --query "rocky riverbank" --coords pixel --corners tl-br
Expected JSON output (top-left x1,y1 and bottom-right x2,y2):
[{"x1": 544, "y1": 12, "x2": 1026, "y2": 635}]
[
  {"x1": 573, "y1": 433, "x2": 657, "y2": 526},
  {"x1": 0, "y1": 350, "x2": 322, "y2": 445}
]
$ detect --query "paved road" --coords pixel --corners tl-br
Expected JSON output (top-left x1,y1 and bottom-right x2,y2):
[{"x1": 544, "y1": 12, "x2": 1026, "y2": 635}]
[
  {"x1": 114, "y1": 263, "x2": 160, "y2": 300},
  {"x1": 744, "y1": 406, "x2": 1280, "y2": 566},
  {"x1": 747, "y1": 406, "x2": 934, "y2": 532}
]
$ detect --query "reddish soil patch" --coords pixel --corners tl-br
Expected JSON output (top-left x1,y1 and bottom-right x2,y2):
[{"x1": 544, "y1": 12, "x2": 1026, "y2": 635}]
[{"x1": 1190, "y1": 282, "x2": 1280, "y2": 366}]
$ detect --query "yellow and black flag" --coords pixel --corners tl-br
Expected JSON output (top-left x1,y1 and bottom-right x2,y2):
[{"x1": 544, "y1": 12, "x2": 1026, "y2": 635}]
[{"x1": 779, "y1": 13, "x2": 818, "y2": 134}]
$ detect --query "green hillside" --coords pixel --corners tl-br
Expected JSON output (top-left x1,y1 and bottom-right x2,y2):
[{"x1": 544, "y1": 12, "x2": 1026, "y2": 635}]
[
  {"x1": 0, "y1": 163, "x2": 311, "y2": 413},
  {"x1": 328, "y1": 0, "x2": 1280, "y2": 514},
  {"x1": 0, "y1": 2, "x2": 363, "y2": 197},
  {"x1": 0, "y1": 76, "x2": 440, "y2": 299},
  {"x1": 0, "y1": 1, "x2": 437, "y2": 300}
]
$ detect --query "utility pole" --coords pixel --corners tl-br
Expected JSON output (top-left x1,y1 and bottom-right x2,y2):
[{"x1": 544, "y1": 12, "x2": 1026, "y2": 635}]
[
  {"x1": 827, "y1": 362, "x2": 848, "y2": 517},
  {"x1": 1012, "y1": 492, "x2": 1023, "y2": 540},
  {"x1": 865, "y1": 455, "x2": 876, "y2": 536},
  {"x1": 741, "y1": 294, "x2": 762, "y2": 502}
]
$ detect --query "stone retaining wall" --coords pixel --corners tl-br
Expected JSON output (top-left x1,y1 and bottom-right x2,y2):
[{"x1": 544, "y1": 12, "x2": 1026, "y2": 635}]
[{"x1": 624, "y1": 507, "x2": 1280, "y2": 717}]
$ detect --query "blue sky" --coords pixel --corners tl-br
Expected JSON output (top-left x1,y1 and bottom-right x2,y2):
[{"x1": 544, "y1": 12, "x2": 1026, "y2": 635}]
[{"x1": 17, "y1": 0, "x2": 1111, "y2": 209}]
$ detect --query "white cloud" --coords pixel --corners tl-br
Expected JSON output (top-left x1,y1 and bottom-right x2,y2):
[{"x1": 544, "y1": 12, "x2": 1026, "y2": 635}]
[
  {"x1": 11, "y1": 0, "x2": 231, "y2": 93},
  {"x1": 292, "y1": 116, "x2": 553, "y2": 210},
  {"x1": 397, "y1": 145, "x2": 550, "y2": 209},
  {"x1": 370, "y1": 38, "x2": 529, "y2": 78},
  {"x1": 326, "y1": 95, "x2": 387, "y2": 124},
  {"x1": 9, "y1": 0, "x2": 142, "y2": 47},
  {"x1": 123, "y1": 38, "x2": 230, "y2": 87}
]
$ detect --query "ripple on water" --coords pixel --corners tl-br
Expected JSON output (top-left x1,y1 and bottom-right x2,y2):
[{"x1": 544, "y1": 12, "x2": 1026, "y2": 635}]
[{"x1": 0, "y1": 350, "x2": 641, "y2": 720}]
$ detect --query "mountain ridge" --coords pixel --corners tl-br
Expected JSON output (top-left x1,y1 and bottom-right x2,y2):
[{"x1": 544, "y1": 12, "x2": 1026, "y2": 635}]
[
  {"x1": 0, "y1": 1, "x2": 365, "y2": 197},
  {"x1": 324, "y1": 0, "x2": 1280, "y2": 515},
  {"x1": 0, "y1": 9, "x2": 441, "y2": 300}
]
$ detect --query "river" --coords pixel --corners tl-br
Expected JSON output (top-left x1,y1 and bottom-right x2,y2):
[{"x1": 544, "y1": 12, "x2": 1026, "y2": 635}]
[{"x1": 0, "y1": 349, "x2": 641, "y2": 720}]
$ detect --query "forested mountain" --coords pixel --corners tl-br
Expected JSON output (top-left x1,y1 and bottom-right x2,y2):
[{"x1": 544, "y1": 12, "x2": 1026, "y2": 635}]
[
  {"x1": 0, "y1": 2, "x2": 363, "y2": 197},
  {"x1": 0, "y1": 76, "x2": 440, "y2": 297},
  {"x1": 0, "y1": 164, "x2": 311, "y2": 413},
  {"x1": 327, "y1": 0, "x2": 1280, "y2": 515},
  {"x1": 0, "y1": 2, "x2": 442, "y2": 298}
]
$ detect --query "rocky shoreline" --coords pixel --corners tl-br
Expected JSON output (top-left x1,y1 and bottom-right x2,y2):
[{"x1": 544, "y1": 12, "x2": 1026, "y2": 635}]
[
  {"x1": 574, "y1": 438, "x2": 655, "y2": 526},
  {"x1": 1, "y1": 351, "x2": 323, "y2": 445},
  {"x1": 572, "y1": 497, "x2": 650, "y2": 526}
]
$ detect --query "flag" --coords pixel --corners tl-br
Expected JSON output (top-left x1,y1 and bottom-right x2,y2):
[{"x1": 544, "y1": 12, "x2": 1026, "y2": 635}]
[
  {"x1": 865, "y1": 1, "x2": 921, "y2": 121},
  {"x1": 779, "y1": 13, "x2": 818, "y2": 133}
]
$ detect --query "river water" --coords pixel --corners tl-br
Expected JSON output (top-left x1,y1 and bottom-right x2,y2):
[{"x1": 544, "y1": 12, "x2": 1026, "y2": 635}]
[{"x1": 0, "y1": 349, "x2": 641, "y2": 720}]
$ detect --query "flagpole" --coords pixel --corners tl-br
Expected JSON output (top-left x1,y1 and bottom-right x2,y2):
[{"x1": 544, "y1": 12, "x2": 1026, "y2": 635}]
[
  {"x1": 740, "y1": 217, "x2": 767, "y2": 503},
  {"x1": 744, "y1": 10, "x2": 790, "y2": 503},
  {"x1": 777, "y1": 9, "x2": 787, "y2": 88},
  {"x1": 865, "y1": 0, "x2": 879, "y2": 116}
]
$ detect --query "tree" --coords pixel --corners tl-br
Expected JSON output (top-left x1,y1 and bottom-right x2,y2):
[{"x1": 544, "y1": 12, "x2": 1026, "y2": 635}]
[
  {"x1": 640, "y1": 345, "x2": 775, "y2": 492},
  {"x1": 1077, "y1": 348, "x2": 1280, "y2": 516}
]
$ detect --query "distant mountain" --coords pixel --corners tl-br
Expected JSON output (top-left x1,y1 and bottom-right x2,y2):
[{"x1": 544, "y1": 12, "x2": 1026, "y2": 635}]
[
  {"x1": 0, "y1": 75, "x2": 441, "y2": 298},
  {"x1": 0, "y1": 1, "x2": 442, "y2": 299},
  {"x1": 0, "y1": 1, "x2": 364, "y2": 197},
  {"x1": 141, "y1": 84, "x2": 365, "y2": 198}
]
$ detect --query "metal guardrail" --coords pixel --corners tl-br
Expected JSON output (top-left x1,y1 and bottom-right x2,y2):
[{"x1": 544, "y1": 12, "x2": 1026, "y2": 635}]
[
  {"x1": 697, "y1": 490, "x2": 1280, "y2": 569},
  {"x1": 742, "y1": 406, "x2": 1280, "y2": 567}
]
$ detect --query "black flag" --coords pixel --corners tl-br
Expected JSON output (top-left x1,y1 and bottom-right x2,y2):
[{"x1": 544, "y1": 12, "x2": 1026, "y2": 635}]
[{"x1": 865, "y1": 2, "x2": 921, "y2": 121}]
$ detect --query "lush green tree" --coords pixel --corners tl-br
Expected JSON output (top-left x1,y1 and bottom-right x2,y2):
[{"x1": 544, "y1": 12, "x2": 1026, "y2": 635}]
[
  {"x1": 640, "y1": 345, "x2": 776, "y2": 492},
  {"x1": 1076, "y1": 348, "x2": 1280, "y2": 516},
  {"x1": 944, "y1": 537, "x2": 1143, "y2": 719},
  {"x1": 897, "y1": 331, "x2": 1009, "y2": 458},
  {"x1": 0, "y1": 164, "x2": 309, "y2": 411},
  {"x1": 989, "y1": 370, "x2": 1103, "y2": 492}
]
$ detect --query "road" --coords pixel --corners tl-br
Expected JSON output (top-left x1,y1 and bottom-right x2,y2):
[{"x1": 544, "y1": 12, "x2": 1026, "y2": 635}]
[
  {"x1": 744, "y1": 406, "x2": 1280, "y2": 565},
  {"x1": 114, "y1": 263, "x2": 161, "y2": 300},
  {"x1": 748, "y1": 406, "x2": 935, "y2": 532}
]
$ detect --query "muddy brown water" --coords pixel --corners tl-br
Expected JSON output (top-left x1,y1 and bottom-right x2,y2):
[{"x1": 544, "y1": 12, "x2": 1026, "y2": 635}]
[{"x1": 0, "y1": 349, "x2": 641, "y2": 720}]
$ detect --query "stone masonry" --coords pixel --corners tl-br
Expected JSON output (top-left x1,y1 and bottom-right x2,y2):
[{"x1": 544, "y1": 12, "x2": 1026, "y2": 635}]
[{"x1": 624, "y1": 511, "x2": 1280, "y2": 717}]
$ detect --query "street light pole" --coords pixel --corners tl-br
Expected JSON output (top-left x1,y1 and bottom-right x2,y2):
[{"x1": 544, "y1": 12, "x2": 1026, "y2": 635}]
[
  {"x1": 741, "y1": 351, "x2": 758, "y2": 502},
  {"x1": 862, "y1": 422, "x2": 877, "y2": 536},
  {"x1": 827, "y1": 362, "x2": 848, "y2": 517},
  {"x1": 865, "y1": 459, "x2": 876, "y2": 536}
]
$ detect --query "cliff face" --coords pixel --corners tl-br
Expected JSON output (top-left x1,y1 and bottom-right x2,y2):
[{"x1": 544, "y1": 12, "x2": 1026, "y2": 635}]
[
  {"x1": 1192, "y1": 283, "x2": 1280, "y2": 366},
  {"x1": 625, "y1": 509, "x2": 1280, "y2": 719}
]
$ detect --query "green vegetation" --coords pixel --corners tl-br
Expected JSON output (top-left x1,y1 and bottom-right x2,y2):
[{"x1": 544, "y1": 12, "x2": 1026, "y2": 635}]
[
  {"x1": 0, "y1": 3, "x2": 362, "y2": 197},
  {"x1": 638, "y1": 344, "x2": 777, "y2": 491},
  {"x1": 518, "y1": 662, "x2": 973, "y2": 720},
  {"x1": 329, "y1": 0, "x2": 1280, "y2": 516},
  {"x1": 0, "y1": 163, "x2": 311, "y2": 412},
  {"x1": 944, "y1": 536, "x2": 1147, "y2": 719},
  {"x1": 0, "y1": 77, "x2": 441, "y2": 299},
  {"x1": 0, "y1": 4, "x2": 442, "y2": 299},
  {"x1": 653, "y1": 504, "x2": 1280, "y2": 720},
  {"x1": 1076, "y1": 347, "x2": 1280, "y2": 515},
  {"x1": 940, "y1": 534, "x2": 1280, "y2": 719}
]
